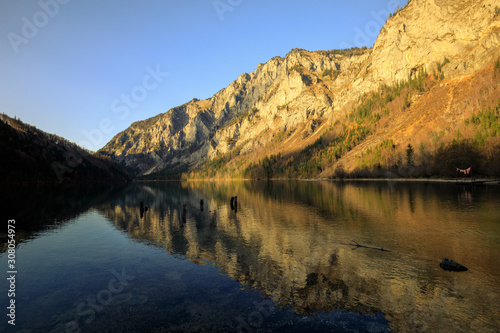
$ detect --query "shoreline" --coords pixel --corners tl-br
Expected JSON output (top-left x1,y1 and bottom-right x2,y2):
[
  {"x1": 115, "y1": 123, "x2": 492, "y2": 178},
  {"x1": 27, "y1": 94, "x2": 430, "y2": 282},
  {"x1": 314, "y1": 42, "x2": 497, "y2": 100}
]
[
  {"x1": 328, "y1": 178, "x2": 500, "y2": 185},
  {"x1": 134, "y1": 177, "x2": 500, "y2": 185}
]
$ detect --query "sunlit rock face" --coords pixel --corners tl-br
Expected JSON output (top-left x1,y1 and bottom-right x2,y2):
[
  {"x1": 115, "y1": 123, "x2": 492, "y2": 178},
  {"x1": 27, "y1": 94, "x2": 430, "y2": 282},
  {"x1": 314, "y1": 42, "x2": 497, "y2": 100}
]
[
  {"x1": 99, "y1": 0, "x2": 500, "y2": 176},
  {"x1": 369, "y1": 0, "x2": 500, "y2": 84},
  {"x1": 98, "y1": 50, "x2": 369, "y2": 175}
]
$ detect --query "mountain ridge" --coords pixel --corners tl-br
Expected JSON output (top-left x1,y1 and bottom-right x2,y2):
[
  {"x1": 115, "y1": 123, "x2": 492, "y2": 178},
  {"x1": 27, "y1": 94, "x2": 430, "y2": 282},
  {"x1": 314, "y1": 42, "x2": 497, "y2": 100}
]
[
  {"x1": 99, "y1": 0, "x2": 500, "y2": 178},
  {"x1": 0, "y1": 114, "x2": 129, "y2": 183}
]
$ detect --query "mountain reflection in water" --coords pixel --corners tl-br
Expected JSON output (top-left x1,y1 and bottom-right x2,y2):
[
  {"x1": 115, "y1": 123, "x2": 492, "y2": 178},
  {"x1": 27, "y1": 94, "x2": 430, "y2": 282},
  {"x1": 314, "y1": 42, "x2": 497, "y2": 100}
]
[{"x1": 97, "y1": 180, "x2": 500, "y2": 332}]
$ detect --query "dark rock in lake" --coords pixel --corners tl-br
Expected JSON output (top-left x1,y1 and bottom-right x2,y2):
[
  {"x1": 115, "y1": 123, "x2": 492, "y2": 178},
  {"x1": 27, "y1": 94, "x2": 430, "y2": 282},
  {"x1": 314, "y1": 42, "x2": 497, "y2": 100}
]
[{"x1": 440, "y1": 258, "x2": 468, "y2": 272}]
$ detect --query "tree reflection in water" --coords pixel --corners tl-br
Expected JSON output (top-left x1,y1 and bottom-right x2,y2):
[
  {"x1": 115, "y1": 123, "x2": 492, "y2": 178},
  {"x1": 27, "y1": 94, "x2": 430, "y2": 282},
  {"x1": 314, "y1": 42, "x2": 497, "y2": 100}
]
[{"x1": 98, "y1": 180, "x2": 500, "y2": 332}]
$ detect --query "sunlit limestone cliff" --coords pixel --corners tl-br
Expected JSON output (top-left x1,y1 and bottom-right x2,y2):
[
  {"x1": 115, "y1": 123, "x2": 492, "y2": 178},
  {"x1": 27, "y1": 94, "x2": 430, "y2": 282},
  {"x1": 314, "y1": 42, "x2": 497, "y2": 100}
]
[
  {"x1": 99, "y1": 49, "x2": 370, "y2": 175},
  {"x1": 99, "y1": 0, "x2": 500, "y2": 178}
]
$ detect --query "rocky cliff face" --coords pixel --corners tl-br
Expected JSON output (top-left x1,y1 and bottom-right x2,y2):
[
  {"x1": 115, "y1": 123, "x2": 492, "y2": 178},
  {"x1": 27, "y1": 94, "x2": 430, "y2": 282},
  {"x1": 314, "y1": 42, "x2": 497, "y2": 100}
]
[
  {"x1": 368, "y1": 0, "x2": 500, "y2": 83},
  {"x1": 100, "y1": 50, "x2": 370, "y2": 175},
  {"x1": 99, "y1": 0, "x2": 500, "y2": 176}
]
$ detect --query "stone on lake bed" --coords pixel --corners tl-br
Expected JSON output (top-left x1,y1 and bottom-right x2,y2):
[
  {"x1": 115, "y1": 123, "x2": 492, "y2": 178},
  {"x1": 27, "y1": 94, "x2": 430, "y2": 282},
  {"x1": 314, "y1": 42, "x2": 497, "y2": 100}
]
[{"x1": 440, "y1": 258, "x2": 468, "y2": 272}]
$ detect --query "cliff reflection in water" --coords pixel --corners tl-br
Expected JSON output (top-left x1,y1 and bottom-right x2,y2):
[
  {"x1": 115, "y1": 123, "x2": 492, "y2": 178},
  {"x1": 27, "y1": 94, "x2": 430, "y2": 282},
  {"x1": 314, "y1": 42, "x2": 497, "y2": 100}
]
[{"x1": 98, "y1": 181, "x2": 500, "y2": 332}]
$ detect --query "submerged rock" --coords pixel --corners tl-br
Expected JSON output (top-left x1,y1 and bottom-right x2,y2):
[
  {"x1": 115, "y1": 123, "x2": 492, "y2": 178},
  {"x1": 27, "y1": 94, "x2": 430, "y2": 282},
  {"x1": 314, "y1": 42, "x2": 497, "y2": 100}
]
[{"x1": 440, "y1": 258, "x2": 468, "y2": 272}]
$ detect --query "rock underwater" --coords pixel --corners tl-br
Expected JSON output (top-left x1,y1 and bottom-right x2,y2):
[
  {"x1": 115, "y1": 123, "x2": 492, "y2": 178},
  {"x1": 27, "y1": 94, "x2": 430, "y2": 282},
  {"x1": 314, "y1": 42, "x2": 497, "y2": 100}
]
[{"x1": 440, "y1": 258, "x2": 468, "y2": 272}]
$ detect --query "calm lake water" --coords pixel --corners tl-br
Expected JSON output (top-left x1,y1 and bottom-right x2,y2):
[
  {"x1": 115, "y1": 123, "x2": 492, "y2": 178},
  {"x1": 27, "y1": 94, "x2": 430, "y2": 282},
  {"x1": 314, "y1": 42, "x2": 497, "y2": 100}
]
[{"x1": 1, "y1": 180, "x2": 499, "y2": 332}]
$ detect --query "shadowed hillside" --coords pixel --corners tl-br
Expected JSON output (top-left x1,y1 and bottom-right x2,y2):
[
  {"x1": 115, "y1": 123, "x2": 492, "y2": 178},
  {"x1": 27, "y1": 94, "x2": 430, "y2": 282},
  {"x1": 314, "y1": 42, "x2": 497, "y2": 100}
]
[{"x1": 0, "y1": 114, "x2": 129, "y2": 184}]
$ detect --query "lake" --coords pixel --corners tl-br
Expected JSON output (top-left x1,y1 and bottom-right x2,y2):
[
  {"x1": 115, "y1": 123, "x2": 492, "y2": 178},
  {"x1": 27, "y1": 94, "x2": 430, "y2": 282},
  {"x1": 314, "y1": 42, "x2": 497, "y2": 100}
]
[{"x1": 1, "y1": 180, "x2": 499, "y2": 332}]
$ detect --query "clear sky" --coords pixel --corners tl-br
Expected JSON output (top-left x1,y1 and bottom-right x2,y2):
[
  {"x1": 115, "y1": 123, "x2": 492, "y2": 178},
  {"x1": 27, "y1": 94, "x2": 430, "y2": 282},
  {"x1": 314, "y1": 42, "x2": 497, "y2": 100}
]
[{"x1": 0, "y1": 0, "x2": 407, "y2": 151}]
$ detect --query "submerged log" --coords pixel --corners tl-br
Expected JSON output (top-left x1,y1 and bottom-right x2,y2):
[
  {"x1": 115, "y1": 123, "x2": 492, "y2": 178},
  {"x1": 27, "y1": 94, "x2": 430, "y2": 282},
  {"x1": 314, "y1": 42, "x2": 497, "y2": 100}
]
[
  {"x1": 440, "y1": 258, "x2": 468, "y2": 272},
  {"x1": 341, "y1": 240, "x2": 391, "y2": 252}
]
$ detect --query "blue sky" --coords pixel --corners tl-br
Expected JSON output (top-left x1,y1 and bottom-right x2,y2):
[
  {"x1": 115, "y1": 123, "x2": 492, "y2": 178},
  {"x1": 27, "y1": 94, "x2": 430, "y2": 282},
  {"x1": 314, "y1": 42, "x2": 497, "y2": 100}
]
[{"x1": 0, "y1": 0, "x2": 406, "y2": 151}]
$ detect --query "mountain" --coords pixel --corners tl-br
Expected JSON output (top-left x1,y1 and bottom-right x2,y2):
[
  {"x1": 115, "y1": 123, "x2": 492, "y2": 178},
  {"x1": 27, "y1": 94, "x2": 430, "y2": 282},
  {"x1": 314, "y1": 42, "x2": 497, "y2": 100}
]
[
  {"x1": 100, "y1": 0, "x2": 500, "y2": 179},
  {"x1": 0, "y1": 114, "x2": 129, "y2": 183}
]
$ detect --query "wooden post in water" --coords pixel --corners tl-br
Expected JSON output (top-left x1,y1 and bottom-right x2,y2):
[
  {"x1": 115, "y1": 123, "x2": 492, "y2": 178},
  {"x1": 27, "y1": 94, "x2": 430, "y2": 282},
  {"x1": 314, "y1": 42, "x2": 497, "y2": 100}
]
[
  {"x1": 182, "y1": 204, "x2": 187, "y2": 223},
  {"x1": 200, "y1": 199, "x2": 204, "y2": 212}
]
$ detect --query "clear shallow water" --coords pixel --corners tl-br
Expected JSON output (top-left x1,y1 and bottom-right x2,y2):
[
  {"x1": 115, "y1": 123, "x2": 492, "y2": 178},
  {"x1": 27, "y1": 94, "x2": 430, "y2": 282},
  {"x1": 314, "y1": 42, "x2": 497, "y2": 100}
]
[{"x1": 0, "y1": 181, "x2": 499, "y2": 332}]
